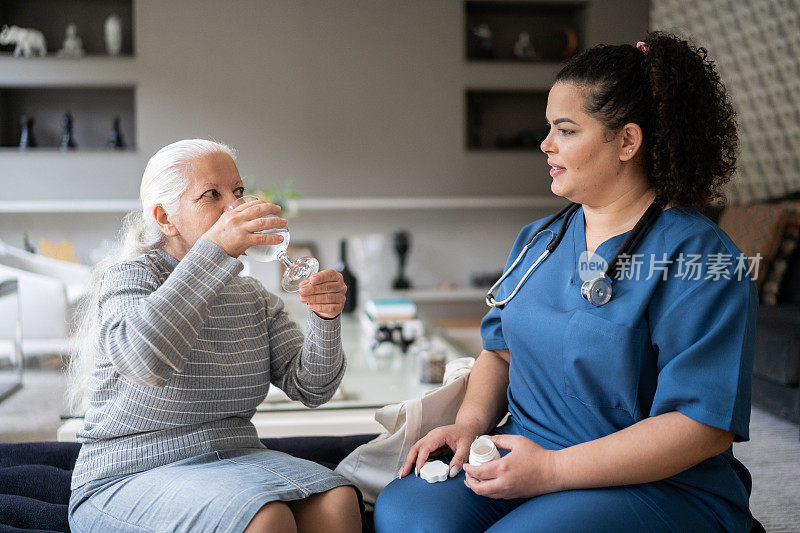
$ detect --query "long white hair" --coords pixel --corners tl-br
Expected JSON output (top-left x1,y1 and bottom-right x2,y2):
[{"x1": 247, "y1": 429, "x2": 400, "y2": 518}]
[{"x1": 66, "y1": 139, "x2": 237, "y2": 413}]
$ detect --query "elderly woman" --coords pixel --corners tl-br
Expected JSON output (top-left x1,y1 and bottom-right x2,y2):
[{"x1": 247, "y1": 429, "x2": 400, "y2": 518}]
[
  {"x1": 67, "y1": 139, "x2": 361, "y2": 532},
  {"x1": 375, "y1": 32, "x2": 757, "y2": 532}
]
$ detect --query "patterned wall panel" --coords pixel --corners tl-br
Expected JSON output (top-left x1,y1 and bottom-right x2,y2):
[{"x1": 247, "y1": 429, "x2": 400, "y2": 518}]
[{"x1": 651, "y1": 0, "x2": 800, "y2": 204}]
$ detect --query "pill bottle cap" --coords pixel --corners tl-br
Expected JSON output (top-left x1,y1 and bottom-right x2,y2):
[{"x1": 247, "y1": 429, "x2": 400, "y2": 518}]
[{"x1": 419, "y1": 460, "x2": 449, "y2": 483}]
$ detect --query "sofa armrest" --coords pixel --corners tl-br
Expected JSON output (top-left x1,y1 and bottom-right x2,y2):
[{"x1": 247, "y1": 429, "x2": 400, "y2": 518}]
[{"x1": 0, "y1": 265, "x2": 69, "y2": 342}]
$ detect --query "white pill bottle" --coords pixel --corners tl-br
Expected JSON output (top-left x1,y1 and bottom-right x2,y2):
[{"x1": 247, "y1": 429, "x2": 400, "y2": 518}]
[{"x1": 469, "y1": 435, "x2": 500, "y2": 466}]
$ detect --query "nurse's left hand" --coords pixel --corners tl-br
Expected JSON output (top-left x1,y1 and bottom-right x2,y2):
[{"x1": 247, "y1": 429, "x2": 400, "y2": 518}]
[
  {"x1": 298, "y1": 270, "x2": 347, "y2": 319},
  {"x1": 462, "y1": 435, "x2": 558, "y2": 499}
]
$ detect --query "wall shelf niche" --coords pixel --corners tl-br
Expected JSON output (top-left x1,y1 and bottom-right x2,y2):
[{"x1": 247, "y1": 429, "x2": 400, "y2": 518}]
[
  {"x1": 466, "y1": 89, "x2": 549, "y2": 151},
  {"x1": 0, "y1": 0, "x2": 134, "y2": 57},
  {"x1": 465, "y1": 1, "x2": 586, "y2": 63},
  {"x1": 0, "y1": 86, "x2": 135, "y2": 150}
]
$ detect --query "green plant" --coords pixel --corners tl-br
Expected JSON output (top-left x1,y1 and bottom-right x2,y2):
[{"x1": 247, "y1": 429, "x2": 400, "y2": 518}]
[{"x1": 244, "y1": 178, "x2": 302, "y2": 217}]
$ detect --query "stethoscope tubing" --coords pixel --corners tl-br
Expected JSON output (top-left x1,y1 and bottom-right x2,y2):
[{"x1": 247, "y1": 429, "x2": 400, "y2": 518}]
[
  {"x1": 604, "y1": 200, "x2": 664, "y2": 279},
  {"x1": 485, "y1": 202, "x2": 578, "y2": 309},
  {"x1": 485, "y1": 233, "x2": 552, "y2": 308}
]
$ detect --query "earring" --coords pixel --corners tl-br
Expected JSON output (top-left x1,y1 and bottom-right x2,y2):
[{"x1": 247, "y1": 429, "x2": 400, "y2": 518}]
[{"x1": 628, "y1": 149, "x2": 633, "y2": 153}]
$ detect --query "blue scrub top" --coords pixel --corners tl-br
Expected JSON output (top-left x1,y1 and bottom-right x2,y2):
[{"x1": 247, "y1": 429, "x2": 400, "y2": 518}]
[{"x1": 481, "y1": 205, "x2": 757, "y2": 519}]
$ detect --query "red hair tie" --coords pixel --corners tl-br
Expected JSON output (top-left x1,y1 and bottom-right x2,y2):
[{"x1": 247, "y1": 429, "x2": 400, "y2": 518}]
[{"x1": 636, "y1": 41, "x2": 650, "y2": 54}]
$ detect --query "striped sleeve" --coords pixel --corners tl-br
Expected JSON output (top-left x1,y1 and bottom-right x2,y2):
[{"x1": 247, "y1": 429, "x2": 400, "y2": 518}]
[
  {"x1": 97, "y1": 239, "x2": 243, "y2": 387},
  {"x1": 264, "y1": 291, "x2": 346, "y2": 408}
]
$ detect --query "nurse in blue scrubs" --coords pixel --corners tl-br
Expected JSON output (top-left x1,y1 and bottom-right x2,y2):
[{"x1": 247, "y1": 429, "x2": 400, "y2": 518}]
[{"x1": 374, "y1": 31, "x2": 757, "y2": 532}]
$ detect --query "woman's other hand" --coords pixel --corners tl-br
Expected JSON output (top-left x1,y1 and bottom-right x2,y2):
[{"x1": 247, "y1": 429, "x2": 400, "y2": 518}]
[
  {"x1": 399, "y1": 423, "x2": 480, "y2": 480},
  {"x1": 462, "y1": 434, "x2": 558, "y2": 499},
  {"x1": 298, "y1": 270, "x2": 346, "y2": 319},
  {"x1": 202, "y1": 199, "x2": 285, "y2": 258}
]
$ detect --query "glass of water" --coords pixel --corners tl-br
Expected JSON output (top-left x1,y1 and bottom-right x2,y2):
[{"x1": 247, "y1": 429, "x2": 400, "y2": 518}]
[{"x1": 228, "y1": 195, "x2": 319, "y2": 292}]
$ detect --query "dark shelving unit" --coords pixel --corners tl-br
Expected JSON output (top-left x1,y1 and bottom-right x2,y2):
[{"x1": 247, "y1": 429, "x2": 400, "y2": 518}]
[
  {"x1": 464, "y1": 2, "x2": 586, "y2": 153},
  {"x1": 0, "y1": 86, "x2": 136, "y2": 150}
]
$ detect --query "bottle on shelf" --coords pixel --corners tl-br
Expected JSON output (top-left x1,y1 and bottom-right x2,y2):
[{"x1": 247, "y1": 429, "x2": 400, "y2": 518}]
[{"x1": 336, "y1": 238, "x2": 358, "y2": 313}]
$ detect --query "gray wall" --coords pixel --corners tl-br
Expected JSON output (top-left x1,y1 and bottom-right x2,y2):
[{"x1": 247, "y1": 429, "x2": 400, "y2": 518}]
[
  {"x1": 651, "y1": 0, "x2": 800, "y2": 203},
  {"x1": 0, "y1": 0, "x2": 649, "y2": 293}
]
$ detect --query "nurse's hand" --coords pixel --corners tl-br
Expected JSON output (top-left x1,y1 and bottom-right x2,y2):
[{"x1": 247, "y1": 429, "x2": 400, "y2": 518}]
[
  {"x1": 298, "y1": 270, "x2": 346, "y2": 319},
  {"x1": 399, "y1": 423, "x2": 479, "y2": 479},
  {"x1": 462, "y1": 434, "x2": 558, "y2": 499}
]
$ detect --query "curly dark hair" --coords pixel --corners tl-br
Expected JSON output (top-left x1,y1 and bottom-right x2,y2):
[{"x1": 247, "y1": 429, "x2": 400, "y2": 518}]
[{"x1": 554, "y1": 31, "x2": 738, "y2": 209}]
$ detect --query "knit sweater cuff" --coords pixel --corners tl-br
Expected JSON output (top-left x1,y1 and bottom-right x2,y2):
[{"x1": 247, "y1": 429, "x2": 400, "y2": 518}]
[{"x1": 307, "y1": 310, "x2": 342, "y2": 344}]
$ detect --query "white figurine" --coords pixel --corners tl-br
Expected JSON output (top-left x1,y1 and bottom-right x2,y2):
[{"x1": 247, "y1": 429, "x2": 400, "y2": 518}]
[
  {"x1": 513, "y1": 31, "x2": 536, "y2": 61},
  {"x1": 0, "y1": 25, "x2": 47, "y2": 57},
  {"x1": 104, "y1": 14, "x2": 122, "y2": 56},
  {"x1": 57, "y1": 24, "x2": 84, "y2": 57}
]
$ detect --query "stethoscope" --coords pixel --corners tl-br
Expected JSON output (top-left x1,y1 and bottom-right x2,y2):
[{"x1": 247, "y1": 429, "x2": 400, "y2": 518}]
[{"x1": 486, "y1": 199, "x2": 664, "y2": 309}]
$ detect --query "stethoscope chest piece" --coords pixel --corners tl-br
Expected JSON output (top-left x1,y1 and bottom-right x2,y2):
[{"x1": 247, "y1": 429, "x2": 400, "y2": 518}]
[{"x1": 581, "y1": 276, "x2": 612, "y2": 306}]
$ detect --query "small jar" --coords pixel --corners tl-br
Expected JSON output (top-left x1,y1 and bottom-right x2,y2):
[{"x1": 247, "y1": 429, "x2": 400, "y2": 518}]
[
  {"x1": 418, "y1": 346, "x2": 446, "y2": 383},
  {"x1": 469, "y1": 435, "x2": 500, "y2": 466},
  {"x1": 406, "y1": 337, "x2": 431, "y2": 360}
]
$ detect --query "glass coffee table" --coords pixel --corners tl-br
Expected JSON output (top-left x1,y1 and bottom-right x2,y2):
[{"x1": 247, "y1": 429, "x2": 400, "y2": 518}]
[{"x1": 251, "y1": 301, "x2": 470, "y2": 437}]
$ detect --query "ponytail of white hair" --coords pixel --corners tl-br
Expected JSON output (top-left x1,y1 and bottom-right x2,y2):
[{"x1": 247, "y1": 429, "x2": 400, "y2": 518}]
[{"x1": 66, "y1": 139, "x2": 237, "y2": 413}]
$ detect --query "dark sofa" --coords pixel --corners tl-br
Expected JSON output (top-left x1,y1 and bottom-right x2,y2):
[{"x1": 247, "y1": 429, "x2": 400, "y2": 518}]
[
  {"x1": 706, "y1": 200, "x2": 800, "y2": 426},
  {"x1": 751, "y1": 219, "x2": 800, "y2": 423},
  {"x1": 0, "y1": 435, "x2": 769, "y2": 533},
  {"x1": 0, "y1": 435, "x2": 377, "y2": 532}
]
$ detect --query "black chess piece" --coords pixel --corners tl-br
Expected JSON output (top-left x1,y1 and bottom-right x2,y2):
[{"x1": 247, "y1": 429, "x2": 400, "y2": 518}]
[
  {"x1": 59, "y1": 112, "x2": 76, "y2": 150},
  {"x1": 18, "y1": 115, "x2": 36, "y2": 149},
  {"x1": 392, "y1": 230, "x2": 411, "y2": 290},
  {"x1": 106, "y1": 116, "x2": 125, "y2": 150}
]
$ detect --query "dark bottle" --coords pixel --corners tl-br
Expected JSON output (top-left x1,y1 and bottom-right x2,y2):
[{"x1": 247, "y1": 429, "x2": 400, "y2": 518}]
[{"x1": 336, "y1": 238, "x2": 358, "y2": 313}]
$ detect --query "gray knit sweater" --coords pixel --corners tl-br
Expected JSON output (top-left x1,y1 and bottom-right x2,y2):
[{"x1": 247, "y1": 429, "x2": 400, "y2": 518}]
[{"x1": 71, "y1": 238, "x2": 346, "y2": 489}]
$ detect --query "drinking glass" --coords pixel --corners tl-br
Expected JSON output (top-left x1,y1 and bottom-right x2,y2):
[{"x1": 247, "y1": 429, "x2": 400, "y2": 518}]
[{"x1": 228, "y1": 195, "x2": 319, "y2": 292}]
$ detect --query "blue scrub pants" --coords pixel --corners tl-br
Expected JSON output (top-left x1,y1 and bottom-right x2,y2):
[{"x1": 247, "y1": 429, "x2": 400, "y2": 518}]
[{"x1": 374, "y1": 465, "x2": 729, "y2": 533}]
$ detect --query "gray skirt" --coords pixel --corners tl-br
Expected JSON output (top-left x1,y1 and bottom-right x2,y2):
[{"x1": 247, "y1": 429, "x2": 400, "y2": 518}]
[{"x1": 68, "y1": 448, "x2": 355, "y2": 533}]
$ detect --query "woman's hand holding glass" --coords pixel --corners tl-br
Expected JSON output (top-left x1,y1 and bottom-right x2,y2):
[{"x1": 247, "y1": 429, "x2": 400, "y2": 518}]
[
  {"x1": 225, "y1": 195, "x2": 320, "y2": 292},
  {"x1": 202, "y1": 198, "x2": 286, "y2": 258},
  {"x1": 204, "y1": 195, "x2": 344, "y2": 317},
  {"x1": 298, "y1": 270, "x2": 347, "y2": 319},
  {"x1": 462, "y1": 434, "x2": 558, "y2": 499}
]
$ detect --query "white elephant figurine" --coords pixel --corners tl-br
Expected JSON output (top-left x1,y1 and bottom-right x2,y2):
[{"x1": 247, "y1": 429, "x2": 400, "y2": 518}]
[{"x1": 0, "y1": 25, "x2": 47, "y2": 57}]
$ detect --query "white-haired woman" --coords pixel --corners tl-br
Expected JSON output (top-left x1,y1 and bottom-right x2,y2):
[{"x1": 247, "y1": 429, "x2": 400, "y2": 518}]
[{"x1": 67, "y1": 139, "x2": 361, "y2": 532}]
